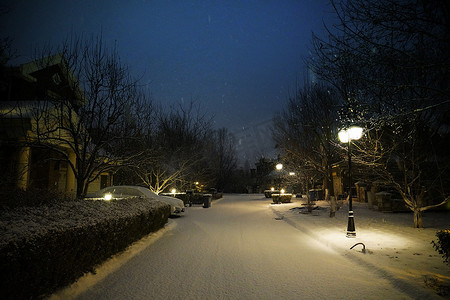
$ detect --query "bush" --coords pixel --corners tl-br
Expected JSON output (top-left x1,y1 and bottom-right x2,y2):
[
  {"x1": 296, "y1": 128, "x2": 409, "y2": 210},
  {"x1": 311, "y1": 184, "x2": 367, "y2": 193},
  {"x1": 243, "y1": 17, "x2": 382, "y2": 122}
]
[
  {"x1": 272, "y1": 194, "x2": 292, "y2": 203},
  {"x1": 0, "y1": 198, "x2": 170, "y2": 299},
  {"x1": 431, "y1": 230, "x2": 450, "y2": 266}
]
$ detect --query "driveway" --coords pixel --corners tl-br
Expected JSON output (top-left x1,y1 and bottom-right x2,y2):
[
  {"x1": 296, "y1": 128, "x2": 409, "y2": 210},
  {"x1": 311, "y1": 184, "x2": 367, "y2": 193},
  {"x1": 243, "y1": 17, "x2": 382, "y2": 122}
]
[{"x1": 67, "y1": 194, "x2": 412, "y2": 299}]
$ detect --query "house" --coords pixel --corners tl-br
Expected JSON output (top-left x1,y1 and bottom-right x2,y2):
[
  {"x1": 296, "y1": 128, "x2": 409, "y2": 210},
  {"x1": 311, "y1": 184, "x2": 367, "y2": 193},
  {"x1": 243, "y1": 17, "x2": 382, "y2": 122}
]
[{"x1": 0, "y1": 55, "x2": 112, "y2": 197}]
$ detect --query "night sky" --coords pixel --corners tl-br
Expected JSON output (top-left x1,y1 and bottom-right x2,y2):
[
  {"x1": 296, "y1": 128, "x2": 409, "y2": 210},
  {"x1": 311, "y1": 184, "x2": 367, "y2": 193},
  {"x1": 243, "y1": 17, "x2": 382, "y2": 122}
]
[{"x1": 1, "y1": 0, "x2": 332, "y2": 164}]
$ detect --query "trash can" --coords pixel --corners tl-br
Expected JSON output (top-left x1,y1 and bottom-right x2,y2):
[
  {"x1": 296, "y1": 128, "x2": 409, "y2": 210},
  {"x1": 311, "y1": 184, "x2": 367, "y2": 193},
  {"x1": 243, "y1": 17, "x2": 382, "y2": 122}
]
[
  {"x1": 203, "y1": 194, "x2": 212, "y2": 208},
  {"x1": 308, "y1": 189, "x2": 324, "y2": 201}
]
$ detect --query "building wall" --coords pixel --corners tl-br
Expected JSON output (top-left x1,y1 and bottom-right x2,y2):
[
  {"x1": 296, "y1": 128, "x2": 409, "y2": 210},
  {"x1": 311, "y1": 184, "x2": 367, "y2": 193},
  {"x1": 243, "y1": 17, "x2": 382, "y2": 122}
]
[{"x1": 87, "y1": 173, "x2": 112, "y2": 193}]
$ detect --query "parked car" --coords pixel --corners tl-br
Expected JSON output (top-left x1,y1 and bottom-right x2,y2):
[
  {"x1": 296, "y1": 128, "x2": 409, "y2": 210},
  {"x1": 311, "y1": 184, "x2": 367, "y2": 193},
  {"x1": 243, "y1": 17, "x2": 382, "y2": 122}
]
[{"x1": 85, "y1": 185, "x2": 185, "y2": 216}]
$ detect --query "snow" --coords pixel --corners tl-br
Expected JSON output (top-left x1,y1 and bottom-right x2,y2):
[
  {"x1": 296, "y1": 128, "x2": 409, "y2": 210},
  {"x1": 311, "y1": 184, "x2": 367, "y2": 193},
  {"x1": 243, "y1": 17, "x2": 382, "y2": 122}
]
[
  {"x1": 270, "y1": 197, "x2": 450, "y2": 297},
  {"x1": 47, "y1": 194, "x2": 449, "y2": 299}
]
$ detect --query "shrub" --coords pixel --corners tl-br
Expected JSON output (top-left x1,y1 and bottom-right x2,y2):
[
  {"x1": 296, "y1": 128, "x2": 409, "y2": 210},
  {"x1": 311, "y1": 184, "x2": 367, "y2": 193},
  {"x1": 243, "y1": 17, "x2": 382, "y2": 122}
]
[
  {"x1": 272, "y1": 194, "x2": 292, "y2": 203},
  {"x1": 431, "y1": 230, "x2": 450, "y2": 266},
  {"x1": 0, "y1": 198, "x2": 170, "y2": 299}
]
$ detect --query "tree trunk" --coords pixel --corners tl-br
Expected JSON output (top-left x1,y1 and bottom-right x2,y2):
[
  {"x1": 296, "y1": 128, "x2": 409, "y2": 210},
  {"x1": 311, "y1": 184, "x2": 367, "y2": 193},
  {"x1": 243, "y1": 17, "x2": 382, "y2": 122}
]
[
  {"x1": 76, "y1": 176, "x2": 88, "y2": 200},
  {"x1": 413, "y1": 209, "x2": 423, "y2": 228},
  {"x1": 330, "y1": 195, "x2": 336, "y2": 217},
  {"x1": 76, "y1": 179, "x2": 84, "y2": 199},
  {"x1": 324, "y1": 166, "x2": 336, "y2": 218}
]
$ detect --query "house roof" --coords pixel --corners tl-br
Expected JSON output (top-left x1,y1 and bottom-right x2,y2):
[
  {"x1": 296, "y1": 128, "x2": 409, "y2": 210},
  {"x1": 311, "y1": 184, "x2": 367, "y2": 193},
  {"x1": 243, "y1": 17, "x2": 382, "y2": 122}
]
[
  {"x1": 1, "y1": 55, "x2": 85, "y2": 108},
  {"x1": 19, "y1": 55, "x2": 85, "y2": 107}
]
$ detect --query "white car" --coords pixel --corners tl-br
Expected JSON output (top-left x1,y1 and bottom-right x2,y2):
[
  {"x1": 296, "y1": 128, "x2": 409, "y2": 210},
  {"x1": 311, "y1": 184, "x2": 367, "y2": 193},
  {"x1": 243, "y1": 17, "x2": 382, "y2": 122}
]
[{"x1": 85, "y1": 185, "x2": 185, "y2": 216}]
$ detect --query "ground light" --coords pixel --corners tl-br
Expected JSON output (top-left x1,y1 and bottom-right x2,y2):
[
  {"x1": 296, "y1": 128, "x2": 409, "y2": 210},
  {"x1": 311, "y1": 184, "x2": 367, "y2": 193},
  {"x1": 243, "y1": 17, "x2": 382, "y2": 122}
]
[{"x1": 338, "y1": 126, "x2": 363, "y2": 238}]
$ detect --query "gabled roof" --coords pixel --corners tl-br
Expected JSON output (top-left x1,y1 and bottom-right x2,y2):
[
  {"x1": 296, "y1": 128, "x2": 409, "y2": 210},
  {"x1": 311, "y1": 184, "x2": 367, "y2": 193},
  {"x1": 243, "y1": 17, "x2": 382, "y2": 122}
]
[
  {"x1": 1, "y1": 55, "x2": 85, "y2": 108},
  {"x1": 18, "y1": 54, "x2": 85, "y2": 107}
]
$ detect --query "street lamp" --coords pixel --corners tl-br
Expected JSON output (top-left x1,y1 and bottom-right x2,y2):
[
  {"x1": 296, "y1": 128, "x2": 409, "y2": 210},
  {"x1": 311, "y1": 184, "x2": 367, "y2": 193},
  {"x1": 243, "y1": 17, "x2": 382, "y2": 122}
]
[
  {"x1": 275, "y1": 163, "x2": 283, "y2": 203},
  {"x1": 338, "y1": 126, "x2": 363, "y2": 238}
]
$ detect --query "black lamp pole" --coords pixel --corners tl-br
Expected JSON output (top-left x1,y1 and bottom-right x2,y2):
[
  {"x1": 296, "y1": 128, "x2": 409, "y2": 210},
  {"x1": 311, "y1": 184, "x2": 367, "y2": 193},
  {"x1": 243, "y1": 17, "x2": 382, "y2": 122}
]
[
  {"x1": 275, "y1": 163, "x2": 283, "y2": 203},
  {"x1": 346, "y1": 139, "x2": 356, "y2": 237}
]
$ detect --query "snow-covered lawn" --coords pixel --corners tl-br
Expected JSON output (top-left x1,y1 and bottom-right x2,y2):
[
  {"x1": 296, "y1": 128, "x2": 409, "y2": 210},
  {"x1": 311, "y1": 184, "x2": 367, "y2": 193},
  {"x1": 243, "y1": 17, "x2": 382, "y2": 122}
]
[{"x1": 269, "y1": 197, "x2": 450, "y2": 297}]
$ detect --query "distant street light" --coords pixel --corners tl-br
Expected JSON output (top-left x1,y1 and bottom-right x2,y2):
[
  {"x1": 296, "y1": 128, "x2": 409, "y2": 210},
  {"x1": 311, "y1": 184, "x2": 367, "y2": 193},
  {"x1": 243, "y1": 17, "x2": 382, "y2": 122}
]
[
  {"x1": 275, "y1": 163, "x2": 283, "y2": 203},
  {"x1": 338, "y1": 126, "x2": 363, "y2": 238}
]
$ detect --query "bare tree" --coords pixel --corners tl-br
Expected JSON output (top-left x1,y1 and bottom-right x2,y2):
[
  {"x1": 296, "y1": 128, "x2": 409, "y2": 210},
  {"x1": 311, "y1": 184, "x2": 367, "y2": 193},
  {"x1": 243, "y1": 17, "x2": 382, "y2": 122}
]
[
  {"x1": 273, "y1": 83, "x2": 340, "y2": 216},
  {"x1": 25, "y1": 34, "x2": 144, "y2": 199},
  {"x1": 207, "y1": 128, "x2": 238, "y2": 191},
  {"x1": 310, "y1": 0, "x2": 450, "y2": 227},
  {"x1": 348, "y1": 111, "x2": 450, "y2": 228},
  {"x1": 127, "y1": 101, "x2": 213, "y2": 194}
]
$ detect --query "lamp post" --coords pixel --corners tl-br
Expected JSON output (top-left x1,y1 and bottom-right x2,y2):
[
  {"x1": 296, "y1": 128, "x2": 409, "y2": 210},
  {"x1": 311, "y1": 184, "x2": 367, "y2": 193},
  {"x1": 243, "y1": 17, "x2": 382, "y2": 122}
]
[
  {"x1": 338, "y1": 126, "x2": 363, "y2": 238},
  {"x1": 276, "y1": 163, "x2": 283, "y2": 203}
]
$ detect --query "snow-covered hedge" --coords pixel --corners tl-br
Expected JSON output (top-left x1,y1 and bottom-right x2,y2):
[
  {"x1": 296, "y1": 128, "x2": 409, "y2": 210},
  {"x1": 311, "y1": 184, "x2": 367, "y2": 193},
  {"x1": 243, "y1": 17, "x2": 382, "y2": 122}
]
[
  {"x1": 271, "y1": 194, "x2": 292, "y2": 203},
  {"x1": 0, "y1": 198, "x2": 170, "y2": 299}
]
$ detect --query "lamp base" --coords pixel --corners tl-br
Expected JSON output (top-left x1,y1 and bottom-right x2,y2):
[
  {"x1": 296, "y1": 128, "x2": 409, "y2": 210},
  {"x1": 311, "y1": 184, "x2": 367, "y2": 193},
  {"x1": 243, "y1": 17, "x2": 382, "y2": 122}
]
[
  {"x1": 346, "y1": 211, "x2": 356, "y2": 238},
  {"x1": 346, "y1": 231, "x2": 356, "y2": 238}
]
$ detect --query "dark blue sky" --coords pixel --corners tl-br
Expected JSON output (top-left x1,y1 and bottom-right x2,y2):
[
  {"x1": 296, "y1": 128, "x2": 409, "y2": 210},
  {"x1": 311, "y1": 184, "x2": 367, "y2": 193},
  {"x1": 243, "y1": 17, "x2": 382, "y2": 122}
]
[
  {"x1": 1, "y1": 0, "x2": 333, "y2": 163},
  {"x1": 1, "y1": 0, "x2": 332, "y2": 127}
]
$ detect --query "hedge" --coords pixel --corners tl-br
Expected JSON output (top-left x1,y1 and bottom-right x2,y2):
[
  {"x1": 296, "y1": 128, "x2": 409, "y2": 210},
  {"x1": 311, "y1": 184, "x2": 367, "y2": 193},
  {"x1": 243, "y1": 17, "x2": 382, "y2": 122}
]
[
  {"x1": 272, "y1": 194, "x2": 292, "y2": 203},
  {"x1": 0, "y1": 198, "x2": 170, "y2": 299}
]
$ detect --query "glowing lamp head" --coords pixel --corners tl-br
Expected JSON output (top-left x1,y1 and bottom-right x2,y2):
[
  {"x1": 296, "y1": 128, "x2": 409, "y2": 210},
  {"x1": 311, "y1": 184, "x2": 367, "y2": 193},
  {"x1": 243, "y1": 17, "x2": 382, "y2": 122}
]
[
  {"x1": 171, "y1": 188, "x2": 176, "y2": 194},
  {"x1": 104, "y1": 193, "x2": 112, "y2": 201},
  {"x1": 276, "y1": 163, "x2": 283, "y2": 171},
  {"x1": 338, "y1": 126, "x2": 363, "y2": 143},
  {"x1": 281, "y1": 189, "x2": 285, "y2": 194},
  {"x1": 271, "y1": 187, "x2": 274, "y2": 191}
]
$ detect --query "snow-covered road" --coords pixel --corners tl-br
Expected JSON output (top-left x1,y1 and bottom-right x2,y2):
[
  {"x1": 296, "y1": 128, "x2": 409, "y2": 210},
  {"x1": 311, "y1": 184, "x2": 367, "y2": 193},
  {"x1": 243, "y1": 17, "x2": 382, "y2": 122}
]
[{"x1": 66, "y1": 194, "x2": 411, "y2": 299}]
